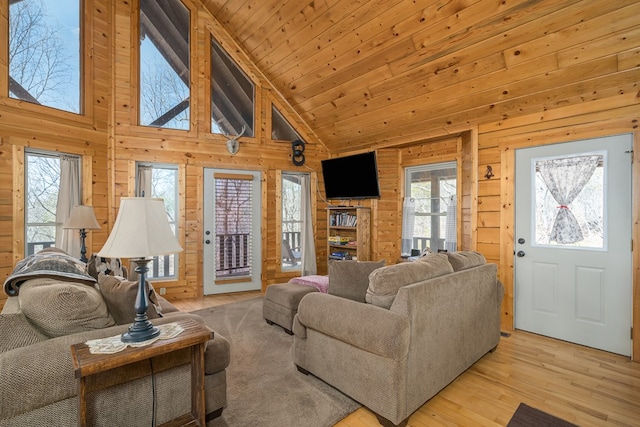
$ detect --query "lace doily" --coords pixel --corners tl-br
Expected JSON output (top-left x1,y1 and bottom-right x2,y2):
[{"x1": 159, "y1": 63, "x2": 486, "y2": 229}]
[{"x1": 85, "y1": 322, "x2": 184, "y2": 354}]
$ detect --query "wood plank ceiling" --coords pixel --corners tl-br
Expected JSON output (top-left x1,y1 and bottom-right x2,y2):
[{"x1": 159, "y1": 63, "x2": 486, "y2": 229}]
[{"x1": 202, "y1": 0, "x2": 640, "y2": 154}]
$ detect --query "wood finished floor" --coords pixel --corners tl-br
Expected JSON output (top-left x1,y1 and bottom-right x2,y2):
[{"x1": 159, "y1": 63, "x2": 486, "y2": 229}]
[{"x1": 172, "y1": 292, "x2": 640, "y2": 427}]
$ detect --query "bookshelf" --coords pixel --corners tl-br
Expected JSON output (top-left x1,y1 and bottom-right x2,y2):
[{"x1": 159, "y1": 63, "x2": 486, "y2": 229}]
[{"x1": 327, "y1": 206, "x2": 371, "y2": 261}]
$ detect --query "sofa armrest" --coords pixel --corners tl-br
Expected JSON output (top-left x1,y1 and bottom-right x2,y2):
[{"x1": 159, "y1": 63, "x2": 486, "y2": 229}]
[
  {"x1": 0, "y1": 313, "x2": 215, "y2": 420},
  {"x1": 296, "y1": 293, "x2": 409, "y2": 360}
]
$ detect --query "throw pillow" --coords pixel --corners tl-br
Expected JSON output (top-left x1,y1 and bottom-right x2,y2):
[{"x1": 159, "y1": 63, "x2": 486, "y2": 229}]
[
  {"x1": 18, "y1": 278, "x2": 116, "y2": 338},
  {"x1": 445, "y1": 251, "x2": 486, "y2": 271},
  {"x1": 328, "y1": 259, "x2": 386, "y2": 302},
  {"x1": 366, "y1": 253, "x2": 454, "y2": 309},
  {"x1": 97, "y1": 275, "x2": 163, "y2": 325},
  {"x1": 86, "y1": 255, "x2": 126, "y2": 280}
]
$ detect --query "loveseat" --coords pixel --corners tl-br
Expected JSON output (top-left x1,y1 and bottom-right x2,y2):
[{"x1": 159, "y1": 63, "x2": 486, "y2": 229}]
[
  {"x1": 293, "y1": 251, "x2": 503, "y2": 427},
  {"x1": 0, "y1": 249, "x2": 230, "y2": 427}
]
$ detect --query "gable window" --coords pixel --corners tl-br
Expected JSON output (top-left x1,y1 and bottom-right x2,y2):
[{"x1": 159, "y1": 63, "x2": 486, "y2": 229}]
[
  {"x1": 25, "y1": 150, "x2": 81, "y2": 256},
  {"x1": 139, "y1": 0, "x2": 190, "y2": 129},
  {"x1": 211, "y1": 37, "x2": 254, "y2": 137},
  {"x1": 9, "y1": 0, "x2": 81, "y2": 113},
  {"x1": 136, "y1": 163, "x2": 179, "y2": 279},
  {"x1": 271, "y1": 105, "x2": 300, "y2": 141},
  {"x1": 402, "y1": 162, "x2": 457, "y2": 255}
]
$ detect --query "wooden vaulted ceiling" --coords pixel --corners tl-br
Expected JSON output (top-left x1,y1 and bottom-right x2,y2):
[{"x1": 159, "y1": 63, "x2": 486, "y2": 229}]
[{"x1": 201, "y1": 0, "x2": 640, "y2": 154}]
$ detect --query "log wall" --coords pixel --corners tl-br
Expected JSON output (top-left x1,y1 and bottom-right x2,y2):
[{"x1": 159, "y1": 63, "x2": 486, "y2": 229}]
[{"x1": 0, "y1": 0, "x2": 638, "y2": 361}]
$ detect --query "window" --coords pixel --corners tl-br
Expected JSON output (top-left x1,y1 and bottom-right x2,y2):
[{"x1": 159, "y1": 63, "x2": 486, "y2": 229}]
[
  {"x1": 534, "y1": 152, "x2": 604, "y2": 248},
  {"x1": 139, "y1": 0, "x2": 190, "y2": 129},
  {"x1": 403, "y1": 162, "x2": 457, "y2": 254},
  {"x1": 282, "y1": 173, "x2": 304, "y2": 270},
  {"x1": 9, "y1": 0, "x2": 81, "y2": 113},
  {"x1": 136, "y1": 163, "x2": 179, "y2": 279},
  {"x1": 272, "y1": 105, "x2": 300, "y2": 141},
  {"x1": 211, "y1": 37, "x2": 254, "y2": 137},
  {"x1": 214, "y1": 173, "x2": 254, "y2": 278},
  {"x1": 25, "y1": 150, "x2": 81, "y2": 255}
]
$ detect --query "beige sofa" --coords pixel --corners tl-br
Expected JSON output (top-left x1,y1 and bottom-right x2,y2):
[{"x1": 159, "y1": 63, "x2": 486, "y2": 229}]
[
  {"x1": 293, "y1": 252, "x2": 503, "y2": 427},
  {"x1": 0, "y1": 250, "x2": 229, "y2": 427}
]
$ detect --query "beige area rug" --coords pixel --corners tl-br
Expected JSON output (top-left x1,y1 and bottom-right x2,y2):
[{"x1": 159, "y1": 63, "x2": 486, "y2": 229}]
[{"x1": 192, "y1": 297, "x2": 361, "y2": 427}]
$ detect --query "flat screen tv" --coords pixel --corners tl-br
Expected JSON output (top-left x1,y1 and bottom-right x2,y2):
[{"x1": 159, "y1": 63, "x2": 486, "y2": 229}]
[{"x1": 321, "y1": 152, "x2": 381, "y2": 200}]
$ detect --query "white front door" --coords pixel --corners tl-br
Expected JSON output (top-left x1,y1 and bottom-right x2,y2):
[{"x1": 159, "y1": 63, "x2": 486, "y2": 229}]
[
  {"x1": 203, "y1": 168, "x2": 262, "y2": 295},
  {"x1": 514, "y1": 134, "x2": 633, "y2": 356}
]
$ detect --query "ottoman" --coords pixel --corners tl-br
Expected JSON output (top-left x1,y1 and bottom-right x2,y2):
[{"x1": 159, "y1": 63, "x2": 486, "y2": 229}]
[{"x1": 263, "y1": 283, "x2": 319, "y2": 334}]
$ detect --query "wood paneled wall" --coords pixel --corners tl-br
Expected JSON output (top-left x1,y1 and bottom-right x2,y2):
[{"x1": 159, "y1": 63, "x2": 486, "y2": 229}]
[
  {"x1": 0, "y1": 0, "x2": 638, "y2": 362},
  {"x1": 477, "y1": 92, "x2": 640, "y2": 358},
  {"x1": 0, "y1": 0, "x2": 330, "y2": 309}
]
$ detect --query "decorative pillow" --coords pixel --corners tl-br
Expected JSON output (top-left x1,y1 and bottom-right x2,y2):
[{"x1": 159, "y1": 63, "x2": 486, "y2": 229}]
[
  {"x1": 366, "y1": 253, "x2": 454, "y2": 309},
  {"x1": 328, "y1": 260, "x2": 386, "y2": 302},
  {"x1": 18, "y1": 278, "x2": 116, "y2": 338},
  {"x1": 445, "y1": 251, "x2": 486, "y2": 271},
  {"x1": 97, "y1": 275, "x2": 163, "y2": 325},
  {"x1": 4, "y1": 249, "x2": 96, "y2": 296},
  {"x1": 86, "y1": 255, "x2": 126, "y2": 280}
]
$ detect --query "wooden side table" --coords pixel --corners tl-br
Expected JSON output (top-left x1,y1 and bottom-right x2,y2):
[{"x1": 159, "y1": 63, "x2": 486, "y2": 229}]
[{"x1": 71, "y1": 318, "x2": 213, "y2": 427}]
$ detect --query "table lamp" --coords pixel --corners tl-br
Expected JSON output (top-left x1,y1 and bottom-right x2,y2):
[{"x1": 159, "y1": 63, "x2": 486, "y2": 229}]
[
  {"x1": 63, "y1": 205, "x2": 101, "y2": 263},
  {"x1": 97, "y1": 197, "x2": 183, "y2": 343}
]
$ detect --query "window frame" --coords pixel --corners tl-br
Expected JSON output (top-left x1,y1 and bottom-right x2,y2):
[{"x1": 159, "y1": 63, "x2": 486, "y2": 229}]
[
  {"x1": 209, "y1": 35, "x2": 255, "y2": 137},
  {"x1": 280, "y1": 171, "x2": 306, "y2": 272},
  {"x1": 136, "y1": 161, "x2": 180, "y2": 280},
  {"x1": 137, "y1": 0, "x2": 192, "y2": 130},
  {"x1": 24, "y1": 148, "x2": 82, "y2": 255},
  {"x1": 403, "y1": 161, "x2": 458, "y2": 254},
  {"x1": 7, "y1": 0, "x2": 84, "y2": 115}
]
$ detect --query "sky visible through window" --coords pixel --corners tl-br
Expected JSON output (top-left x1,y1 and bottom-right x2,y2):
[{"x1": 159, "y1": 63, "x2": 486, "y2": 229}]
[
  {"x1": 9, "y1": 0, "x2": 80, "y2": 112},
  {"x1": 54, "y1": 0, "x2": 80, "y2": 111}
]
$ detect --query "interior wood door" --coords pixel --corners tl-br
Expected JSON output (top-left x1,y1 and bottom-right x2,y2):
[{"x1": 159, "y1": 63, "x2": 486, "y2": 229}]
[{"x1": 514, "y1": 134, "x2": 633, "y2": 356}]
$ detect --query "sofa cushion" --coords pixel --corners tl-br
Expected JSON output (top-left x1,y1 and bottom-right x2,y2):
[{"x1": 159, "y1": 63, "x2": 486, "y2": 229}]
[
  {"x1": 328, "y1": 259, "x2": 386, "y2": 302},
  {"x1": 3, "y1": 248, "x2": 96, "y2": 296},
  {"x1": 18, "y1": 278, "x2": 116, "y2": 338},
  {"x1": 366, "y1": 253, "x2": 454, "y2": 308},
  {"x1": 97, "y1": 274, "x2": 163, "y2": 325},
  {"x1": 445, "y1": 251, "x2": 486, "y2": 271}
]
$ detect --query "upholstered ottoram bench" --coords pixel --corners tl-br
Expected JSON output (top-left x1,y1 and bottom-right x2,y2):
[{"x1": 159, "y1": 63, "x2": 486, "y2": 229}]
[{"x1": 262, "y1": 275, "x2": 328, "y2": 334}]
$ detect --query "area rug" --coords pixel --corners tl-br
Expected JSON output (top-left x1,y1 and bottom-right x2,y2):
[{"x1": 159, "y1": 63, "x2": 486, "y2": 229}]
[
  {"x1": 507, "y1": 403, "x2": 579, "y2": 427},
  {"x1": 192, "y1": 297, "x2": 361, "y2": 427}
]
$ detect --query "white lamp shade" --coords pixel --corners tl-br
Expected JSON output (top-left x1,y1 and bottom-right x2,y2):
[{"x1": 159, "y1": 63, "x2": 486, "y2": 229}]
[
  {"x1": 63, "y1": 205, "x2": 101, "y2": 230},
  {"x1": 97, "y1": 197, "x2": 183, "y2": 258}
]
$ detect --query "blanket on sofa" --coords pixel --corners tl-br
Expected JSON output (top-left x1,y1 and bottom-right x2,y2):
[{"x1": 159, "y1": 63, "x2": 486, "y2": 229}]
[{"x1": 3, "y1": 248, "x2": 96, "y2": 296}]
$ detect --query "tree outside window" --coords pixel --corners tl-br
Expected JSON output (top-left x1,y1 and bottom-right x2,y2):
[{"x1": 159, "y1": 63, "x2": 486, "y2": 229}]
[{"x1": 9, "y1": 0, "x2": 80, "y2": 113}]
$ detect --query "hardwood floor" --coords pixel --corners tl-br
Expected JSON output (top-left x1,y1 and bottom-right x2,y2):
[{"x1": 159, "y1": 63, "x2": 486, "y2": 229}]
[{"x1": 173, "y1": 293, "x2": 640, "y2": 427}]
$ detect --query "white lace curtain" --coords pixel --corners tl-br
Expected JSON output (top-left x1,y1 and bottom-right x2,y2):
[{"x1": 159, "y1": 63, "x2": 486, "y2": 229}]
[
  {"x1": 55, "y1": 155, "x2": 81, "y2": 255},
  {"x1": 444, "y1": 195, "x2": 457, "y2": 252},
  {"x1": 401, "y1": 197, "x2": 415, "y2": 256},
  {"x1": 537, "y1": 154, "x2": 601, "y2": 244}
]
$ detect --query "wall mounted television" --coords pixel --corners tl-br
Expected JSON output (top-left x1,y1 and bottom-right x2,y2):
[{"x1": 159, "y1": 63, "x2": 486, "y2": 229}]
[{"x1": 321, "y1": 151, "x2": 381, "y2": 200}]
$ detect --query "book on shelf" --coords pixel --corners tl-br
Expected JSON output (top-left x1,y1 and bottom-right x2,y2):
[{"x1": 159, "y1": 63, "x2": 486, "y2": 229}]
[{"x1": 329, "y1": 212, "x2": 357, "y2": 227}]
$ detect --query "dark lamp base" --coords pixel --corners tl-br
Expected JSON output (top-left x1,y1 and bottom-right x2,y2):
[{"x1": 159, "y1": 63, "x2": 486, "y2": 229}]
[{"x1": 121, "y1": 321, "x2": 160, "y2": 343}]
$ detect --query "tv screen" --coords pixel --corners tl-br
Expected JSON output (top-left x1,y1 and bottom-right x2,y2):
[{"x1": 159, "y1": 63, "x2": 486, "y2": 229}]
[{"x1": 321, "y1": 152, "x2": 381, "y2": 200}]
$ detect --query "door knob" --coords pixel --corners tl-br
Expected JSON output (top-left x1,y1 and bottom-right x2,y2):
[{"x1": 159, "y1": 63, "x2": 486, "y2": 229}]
[
  {"x1": 205, "y1": 239, "x2": 211, "y2": 245},
  {"x1": 516, "y1": 251, "x2": 525, "y2": 257}
]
